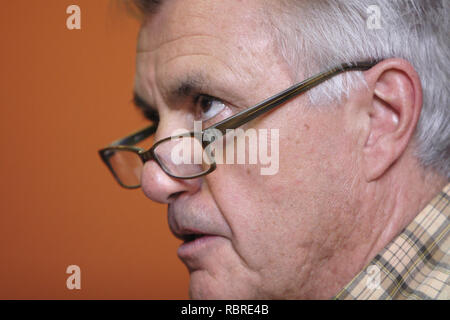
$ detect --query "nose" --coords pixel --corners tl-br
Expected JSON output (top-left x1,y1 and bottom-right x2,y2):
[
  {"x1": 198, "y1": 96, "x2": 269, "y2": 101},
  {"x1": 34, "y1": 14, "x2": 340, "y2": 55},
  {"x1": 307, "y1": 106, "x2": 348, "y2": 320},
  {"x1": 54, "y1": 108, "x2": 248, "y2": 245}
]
[
  {"x1": 140, "y1": 113, "x2": 202, "y2": 203},
  {"x1": 141, "y1": 155, "x2": 201, "y2": 204}
]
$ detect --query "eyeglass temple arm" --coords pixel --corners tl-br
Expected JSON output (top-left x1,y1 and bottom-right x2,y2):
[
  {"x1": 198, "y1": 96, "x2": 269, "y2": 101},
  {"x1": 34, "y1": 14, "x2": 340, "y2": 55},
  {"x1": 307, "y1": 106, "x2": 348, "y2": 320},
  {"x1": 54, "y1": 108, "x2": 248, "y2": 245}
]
[
  {"x1": 207, "y1": 61, "x2": 377, "y2": 135},
  {"x1": 107, "y1": 124, "x2": 157, "y2": 147}
]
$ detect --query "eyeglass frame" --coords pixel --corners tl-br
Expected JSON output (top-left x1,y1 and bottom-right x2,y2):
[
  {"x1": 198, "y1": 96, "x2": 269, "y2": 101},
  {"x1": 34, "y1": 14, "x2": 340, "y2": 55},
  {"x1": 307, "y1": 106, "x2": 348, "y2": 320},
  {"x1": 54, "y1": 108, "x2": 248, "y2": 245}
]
[{"x1": 99, "y1": 61, "x2": 377, "y2": 189}]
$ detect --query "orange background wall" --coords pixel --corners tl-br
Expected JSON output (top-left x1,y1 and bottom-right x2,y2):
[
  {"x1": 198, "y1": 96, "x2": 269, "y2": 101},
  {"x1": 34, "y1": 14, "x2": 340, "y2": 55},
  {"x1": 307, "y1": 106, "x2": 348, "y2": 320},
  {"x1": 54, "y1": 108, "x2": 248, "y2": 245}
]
[{"x1": 0, "y1": 0, "x2": 188, "y2": 299}]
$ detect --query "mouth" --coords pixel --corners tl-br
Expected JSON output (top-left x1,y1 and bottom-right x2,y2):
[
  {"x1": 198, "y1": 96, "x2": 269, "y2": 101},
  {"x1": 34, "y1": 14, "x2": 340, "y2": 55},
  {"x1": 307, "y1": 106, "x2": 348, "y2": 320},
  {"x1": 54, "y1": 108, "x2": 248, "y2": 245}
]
[
  {"x1": 181, "y1": 233, "x2": 207, "y2": 244},
  {"x1": 174, "y1": 228, "x2": 210, "y2": 243},
  {"x1": 177, "y1": 231, "x2": 223, "y2": 261}
]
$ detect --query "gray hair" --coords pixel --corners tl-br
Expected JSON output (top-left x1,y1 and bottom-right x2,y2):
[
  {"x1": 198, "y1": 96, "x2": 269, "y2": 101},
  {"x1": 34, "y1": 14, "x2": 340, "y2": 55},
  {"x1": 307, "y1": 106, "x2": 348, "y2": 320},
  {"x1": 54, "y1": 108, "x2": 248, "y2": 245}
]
[{"x1": 270, "y1": 0, "x2": 449, "y2": 179}]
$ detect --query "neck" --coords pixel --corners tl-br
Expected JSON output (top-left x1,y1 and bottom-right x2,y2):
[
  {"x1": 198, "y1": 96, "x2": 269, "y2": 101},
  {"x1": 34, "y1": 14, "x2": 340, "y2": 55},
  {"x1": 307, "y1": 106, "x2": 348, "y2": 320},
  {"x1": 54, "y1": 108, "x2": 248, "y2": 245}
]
[
  {"x1": 314, "y1": 155, "x2": 447, "y2": 299},
  {"x1": 359, "y1": 164, "x2": 447, "y2": 268}
]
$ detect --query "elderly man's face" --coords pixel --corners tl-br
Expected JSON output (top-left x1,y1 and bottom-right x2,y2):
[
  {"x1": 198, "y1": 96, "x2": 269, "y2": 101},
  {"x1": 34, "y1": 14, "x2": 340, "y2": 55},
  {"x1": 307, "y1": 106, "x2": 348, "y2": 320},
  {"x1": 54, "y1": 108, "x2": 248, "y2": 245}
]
[{"x1": 135, "y1": 0, "x2": 364, "y2": 299}]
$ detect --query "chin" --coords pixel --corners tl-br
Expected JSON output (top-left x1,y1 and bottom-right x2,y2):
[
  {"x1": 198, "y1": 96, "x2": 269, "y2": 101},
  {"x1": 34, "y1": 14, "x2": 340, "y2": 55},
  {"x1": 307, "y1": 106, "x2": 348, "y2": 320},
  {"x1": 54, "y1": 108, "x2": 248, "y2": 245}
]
[{"x1": 188, "y1": 270, "x2": 259, "y2": 300}]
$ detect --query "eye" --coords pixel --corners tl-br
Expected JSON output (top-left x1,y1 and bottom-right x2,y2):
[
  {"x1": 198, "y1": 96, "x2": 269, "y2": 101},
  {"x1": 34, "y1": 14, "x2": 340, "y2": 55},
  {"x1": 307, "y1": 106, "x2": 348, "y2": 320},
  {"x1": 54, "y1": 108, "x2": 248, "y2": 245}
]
[{"x1": 195, "y1": 95, "x2": 226, "y2": 121}]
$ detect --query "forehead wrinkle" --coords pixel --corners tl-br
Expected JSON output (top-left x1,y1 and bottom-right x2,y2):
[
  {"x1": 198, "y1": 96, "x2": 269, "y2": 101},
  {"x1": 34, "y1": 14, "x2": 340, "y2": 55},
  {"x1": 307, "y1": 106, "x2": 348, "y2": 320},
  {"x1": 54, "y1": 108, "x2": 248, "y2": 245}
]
[
  {"x1": 136, "y1": 1, "x2": 281, "y2": 112},
  {"x1": 137, "y1": 33, "x2": 222, "y2": 54},
  {"x1": 139, "y1": 43, "x2": 266, "y2": 113},
  {"x1": 154, "y1": 63, "x2": 228, "y2": 112},
  {"x1": 138, "y1": 31, "x2": 236, "y2": 85},
  {"x1": 160, "y1": 52, "x2": 235, "y2": 76},
  {"x1": 137, "y1": 4, "x2": 274, "y2": 82},
  {"x1": 136, "y1": 1, "x2": 228, "y2": 54},
  {"x1": 149, "y1": 32, "x2": 240, "y2": 100}
]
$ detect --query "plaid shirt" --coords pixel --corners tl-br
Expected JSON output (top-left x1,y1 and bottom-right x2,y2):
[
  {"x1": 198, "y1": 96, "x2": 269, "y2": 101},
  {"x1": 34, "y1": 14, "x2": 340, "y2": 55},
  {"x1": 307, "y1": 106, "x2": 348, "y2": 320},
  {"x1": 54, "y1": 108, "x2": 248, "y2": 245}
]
[{"x1": 335, "y1": 183, "x2": 450, "y2": 300}]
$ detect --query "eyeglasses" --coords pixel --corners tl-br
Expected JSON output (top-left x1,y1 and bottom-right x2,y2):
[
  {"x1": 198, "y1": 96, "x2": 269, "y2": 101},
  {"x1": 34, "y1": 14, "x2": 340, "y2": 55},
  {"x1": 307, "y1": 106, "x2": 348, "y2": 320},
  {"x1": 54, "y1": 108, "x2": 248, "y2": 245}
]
[{"x1": 99, "y1": 61, "x2": 376, "y2": 188}]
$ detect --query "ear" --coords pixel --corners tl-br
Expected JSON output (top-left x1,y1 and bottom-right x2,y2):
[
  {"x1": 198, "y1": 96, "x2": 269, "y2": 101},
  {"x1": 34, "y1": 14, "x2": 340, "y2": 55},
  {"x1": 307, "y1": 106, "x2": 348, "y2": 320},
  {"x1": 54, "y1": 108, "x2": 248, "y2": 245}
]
[{"x1": 362, "y1": 58, "x2": 423, "y2": 181}]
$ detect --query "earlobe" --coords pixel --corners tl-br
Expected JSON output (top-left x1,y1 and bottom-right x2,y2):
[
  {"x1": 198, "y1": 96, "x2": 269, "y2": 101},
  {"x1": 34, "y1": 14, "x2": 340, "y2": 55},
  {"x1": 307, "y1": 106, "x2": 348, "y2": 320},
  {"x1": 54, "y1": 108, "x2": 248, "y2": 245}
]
[{"x1": 362, "y1": 59, "x2": 422, "y2": 181}]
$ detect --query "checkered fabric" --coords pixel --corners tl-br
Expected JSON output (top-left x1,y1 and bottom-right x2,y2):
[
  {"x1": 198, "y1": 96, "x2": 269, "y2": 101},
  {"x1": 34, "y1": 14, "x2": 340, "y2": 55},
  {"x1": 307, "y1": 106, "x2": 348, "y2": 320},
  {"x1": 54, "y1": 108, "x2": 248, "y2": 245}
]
[{"x1": 335, "y1": 183, "x2": 450, "y2": 300}]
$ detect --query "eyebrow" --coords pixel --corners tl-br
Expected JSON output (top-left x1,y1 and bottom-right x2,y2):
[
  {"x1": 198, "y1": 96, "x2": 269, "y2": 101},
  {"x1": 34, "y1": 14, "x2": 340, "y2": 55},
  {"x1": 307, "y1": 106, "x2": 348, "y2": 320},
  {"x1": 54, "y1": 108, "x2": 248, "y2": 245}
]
[
  {"x1": 132, "y1": 72, "x2": 211, "y2": 120},
  {"x1": 132, "y1": 92, "x2": 159, "y2": 123},
  {"x1": 168, "y1": 72, "x2": 209, "y2": 99}
]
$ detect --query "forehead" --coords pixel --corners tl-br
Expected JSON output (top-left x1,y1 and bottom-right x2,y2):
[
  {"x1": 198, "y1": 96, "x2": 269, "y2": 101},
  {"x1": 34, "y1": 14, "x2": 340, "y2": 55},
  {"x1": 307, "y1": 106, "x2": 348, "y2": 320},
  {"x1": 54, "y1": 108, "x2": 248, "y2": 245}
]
[
  {"x1": 137, "y1": 0, "x2": 269, "y2": 52},
  {"x1": 134, "y1": 0, "x2": 277, "y2": 105}
]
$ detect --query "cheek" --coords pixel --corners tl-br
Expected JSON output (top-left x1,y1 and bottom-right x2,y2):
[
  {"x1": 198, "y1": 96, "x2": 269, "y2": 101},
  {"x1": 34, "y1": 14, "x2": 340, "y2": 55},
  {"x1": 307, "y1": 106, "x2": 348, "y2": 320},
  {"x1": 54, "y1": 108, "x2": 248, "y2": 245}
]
[
  {"x1": 279, "y1": 111, "x2": 358, "y2": 186},
  {"x1": 212, "y1": 170, "x2": 318, "y2": 298},
  {"x1": 203, "y1": 110, "x2": 360, "y2": 296},
  {"x1": 208, "y1": 162, "x2": 310, "y2": 272}
]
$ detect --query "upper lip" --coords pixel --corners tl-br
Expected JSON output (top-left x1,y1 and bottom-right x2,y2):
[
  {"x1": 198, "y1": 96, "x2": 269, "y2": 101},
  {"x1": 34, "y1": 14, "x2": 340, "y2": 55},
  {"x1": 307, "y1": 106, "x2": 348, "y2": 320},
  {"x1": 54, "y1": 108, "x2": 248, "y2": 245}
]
[{"x1": 168, "y1": 202, "x2": 227, "y2": 244}]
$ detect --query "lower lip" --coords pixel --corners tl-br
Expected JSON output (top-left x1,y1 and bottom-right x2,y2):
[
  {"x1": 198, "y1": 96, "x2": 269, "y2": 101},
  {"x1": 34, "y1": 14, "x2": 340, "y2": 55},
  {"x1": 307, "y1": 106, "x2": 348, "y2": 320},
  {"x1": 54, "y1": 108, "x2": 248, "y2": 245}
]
[{"x1": 177, "y1": 235, "x2": 221, "y2": 259}]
